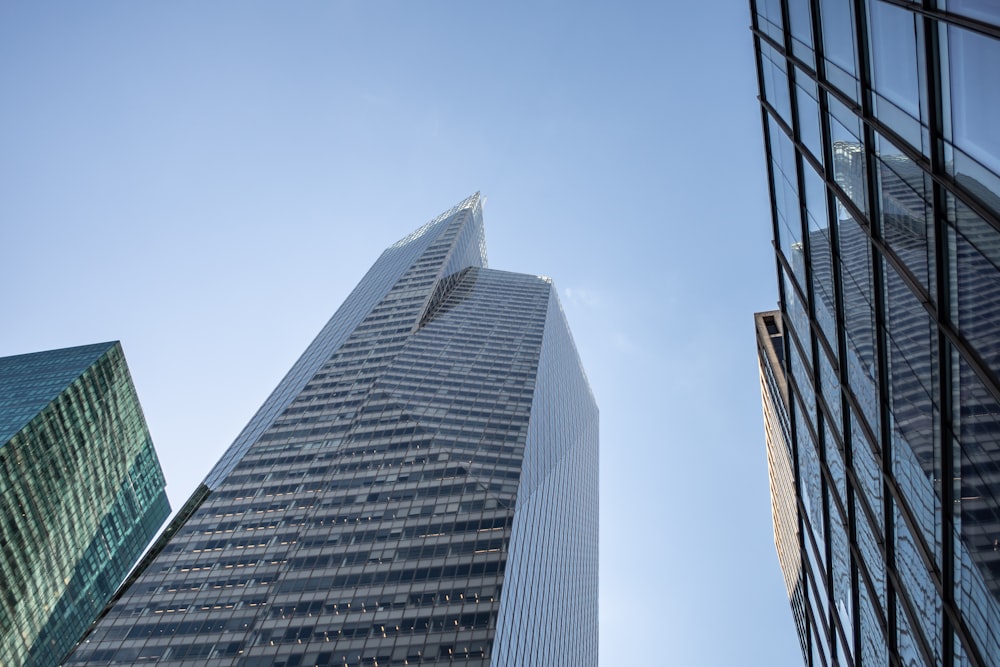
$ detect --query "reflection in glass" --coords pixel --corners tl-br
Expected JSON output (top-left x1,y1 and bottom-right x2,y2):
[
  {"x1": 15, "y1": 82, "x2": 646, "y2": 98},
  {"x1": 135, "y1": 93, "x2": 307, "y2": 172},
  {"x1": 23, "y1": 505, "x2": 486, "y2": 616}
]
[{"x1": 947, "y1": 25, "x2": 1000, "y2": 179}]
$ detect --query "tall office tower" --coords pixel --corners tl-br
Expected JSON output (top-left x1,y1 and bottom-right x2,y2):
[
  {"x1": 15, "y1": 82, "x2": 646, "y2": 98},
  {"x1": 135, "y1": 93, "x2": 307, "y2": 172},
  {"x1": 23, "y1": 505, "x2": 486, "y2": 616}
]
[
  {"x1": 751, "y1": 2, "x2": 1000, "y2": 665},
  {"x1": 0, "y1": 342, "x2": 170, "y2": 667},
  {"x1": 66, "y1": 193, "x2": 598, "y2": 667}
]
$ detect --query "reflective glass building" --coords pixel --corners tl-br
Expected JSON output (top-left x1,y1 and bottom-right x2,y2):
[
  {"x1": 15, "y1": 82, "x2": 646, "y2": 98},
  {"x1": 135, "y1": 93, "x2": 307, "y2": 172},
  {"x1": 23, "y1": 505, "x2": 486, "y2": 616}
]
[
  {"x1": 752, "y1": 1, "x2": 1000, "y2": 665},
  {"x1": 66, "y1": 193, "x2": 598, "y2": 667},
  {"x1": 0, "y1": 341, "x2": 170, "y2": 667}
]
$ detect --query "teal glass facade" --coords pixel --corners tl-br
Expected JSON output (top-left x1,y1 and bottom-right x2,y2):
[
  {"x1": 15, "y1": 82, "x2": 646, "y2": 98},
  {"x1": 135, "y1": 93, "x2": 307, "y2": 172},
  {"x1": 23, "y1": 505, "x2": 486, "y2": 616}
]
[
  {"x1": 0, "y1": 341, "x2": 170, "y2": 667},
  {"x1": 67, "y1": 194, "x2": 598, "y2": 667},
  {"x1": 753, "y1": 2, "x2": 1000, "y2": 665}
]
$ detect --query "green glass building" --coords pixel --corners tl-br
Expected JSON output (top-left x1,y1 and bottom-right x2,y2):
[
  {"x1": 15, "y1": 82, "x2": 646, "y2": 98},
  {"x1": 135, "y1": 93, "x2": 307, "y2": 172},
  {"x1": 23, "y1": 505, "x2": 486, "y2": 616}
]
[{"x1": 0, "y1": 341, "x2": 170, "y2": 667}]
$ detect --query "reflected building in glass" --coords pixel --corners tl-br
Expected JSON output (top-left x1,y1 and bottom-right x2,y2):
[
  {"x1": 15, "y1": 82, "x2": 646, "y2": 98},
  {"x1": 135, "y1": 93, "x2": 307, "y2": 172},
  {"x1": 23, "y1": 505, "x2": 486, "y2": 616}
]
[
  {"x1": 752, "y1": 1, "x2": 1000, "y2": 665},
  {"x1": 0, "y1": 342, "x2": 170, "y2": 667},
  {"x1": 66, "y1": 193, "x2": 598, "y2": 667}
]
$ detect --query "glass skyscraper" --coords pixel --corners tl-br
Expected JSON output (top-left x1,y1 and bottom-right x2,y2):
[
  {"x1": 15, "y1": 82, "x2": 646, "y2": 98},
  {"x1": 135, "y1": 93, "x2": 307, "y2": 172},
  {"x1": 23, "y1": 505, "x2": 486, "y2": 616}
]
[
  {"x1": 752, "y1": 1, "x2": 1000, "y2": 665},
  {"x1": 0, "y1": 341, "x2": 170, "y2": 667},
  {"x1": 66, "y1": 193, "x2": 598, "y2": 667}
]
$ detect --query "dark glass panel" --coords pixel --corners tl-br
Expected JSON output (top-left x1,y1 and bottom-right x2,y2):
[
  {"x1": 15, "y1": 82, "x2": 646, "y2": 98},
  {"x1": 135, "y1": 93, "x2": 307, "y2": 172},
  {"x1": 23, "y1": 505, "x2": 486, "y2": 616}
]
[
  {"x1": 828, "y1": 95, "x2": 869, "y2": 216},
  {"x1": 810, "y1": 217, "x2": 839, "y2": 348},
  {"x1": 875, "y1": 133, "x2": 936, "y2": 300},
  {"x1": 883, "y1": 257, "x2": 943, "y2": 564},
  {"x1": 858, "y1": 572, "x2": 889, "y2": 666},
  {"x1": 828, "y1": 500, "x2": 853, "y2": 664},
  {"x1": 783, "y1": 266, "x2": 811, "y2": 359},
  {"x1": 795, "y1": 378, "x2": 826, "y2": 560},
  {"x1": 819, "y1": 350, "x2": 843, "y2": 433},
  {"x1": 838, "y1": 215, "x2": 880, "y2": 431},
  {"x1": 896, "y1": 500, "x2": 942, "y2": 663},
  {"x1": 953, "y1": 349, "x2": 1000, "y2": 603},
  {"x1": 948, "y1": 195, "x2": 1000, "y2": 377},
  {"x1": 852, "y1": 409, "x2": 884, "y2": 537}
]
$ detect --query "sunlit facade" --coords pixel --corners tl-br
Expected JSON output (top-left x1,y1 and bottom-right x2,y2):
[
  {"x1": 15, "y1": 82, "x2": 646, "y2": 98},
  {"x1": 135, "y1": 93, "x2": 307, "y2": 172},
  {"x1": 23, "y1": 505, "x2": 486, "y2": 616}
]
[
  {"x1": 0, "y1": 342, "x2": 170, "y2": 667},
  {"x1": 66, "y1": 194, "x2": 598, "y2": 667},
  {"x1": 752, "y1": 1, "x2": 1000, "y2": 665}
]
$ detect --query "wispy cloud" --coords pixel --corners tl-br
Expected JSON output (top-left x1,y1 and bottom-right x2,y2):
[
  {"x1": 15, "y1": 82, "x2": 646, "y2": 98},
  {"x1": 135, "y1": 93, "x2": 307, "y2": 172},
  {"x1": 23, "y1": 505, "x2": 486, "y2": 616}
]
[{"x1": 563, "y1": 286, "x2": 602, "y2": 308}]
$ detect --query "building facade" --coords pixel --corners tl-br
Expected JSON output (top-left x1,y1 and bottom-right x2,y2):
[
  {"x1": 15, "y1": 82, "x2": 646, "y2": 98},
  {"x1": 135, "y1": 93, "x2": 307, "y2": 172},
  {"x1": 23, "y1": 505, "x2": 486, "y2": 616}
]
[
  {"x1": 0, "y1": 341, "x2": 170, "y2": 667},
  {"x1": 66, "y1": 194, "x2": 599, "y2": 667},
  {"x1": 752, "y1": 1, "x2": 1000, "y2": 665}
]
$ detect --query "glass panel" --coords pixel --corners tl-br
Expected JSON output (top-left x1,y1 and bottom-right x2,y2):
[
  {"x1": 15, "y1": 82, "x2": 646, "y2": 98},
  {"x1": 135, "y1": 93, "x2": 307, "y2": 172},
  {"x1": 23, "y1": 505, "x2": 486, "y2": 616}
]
[
  {"x1": 829, "y1": 500, "x2": 853, "y2": 664},
  {"x1": 758, "y1": 0, "x2": 785, "y2": 42},
  {"x1": 858, "y1": 573, "x2": 889, "y2": 666},
  {"x1": 945, "y1": 0, "x2": 1000, "y2": 22},
  {"x1": 896, "y1": 502, "x2": 942, "y2": 664},
  {"x1": 788, "y1": 0, "x2": 816, "y2": 64},
  {"x1": 946, "y1": 25, "x2": 1000, "y2": 179},
  {"x1": 953, "y1": 350, "x2": 1000, "y2": 603},
  {"x1": 784, "y1": 266, "x2": 811, "y2": 354},
  {"x1": 762, "y1": 43, "x2": 792, "y2": 124},
  {"x1": 883, "y1": 258, "x2": 942, "y2": 578},
  {"x1": 838, "y1": 215, "x2": 880, "y2": 431},
  {"x1": 852, "y1": 409, "x2": 884, "y2": 538},
  {"x1": 876, "y1": 133, "x2": 936, "y2": 300},
  {"x1": 797, "y1": 75, "x2": 823, "y2": 160},
  {"x1": 820, "y1": 0, "x2": 859, "y2": 96},
  {"x1": 811, "y1": 217, "x2": 839, "y2": 348},
  {"x1": 883, "y1": 259, "x2": 940, "y2": 485},
  {"x1": 828, "y1": 95, "x2": 869, "y2": 215},
  {"x1": 948, "y1": 195, "x2": 1000, "y2": 378},
  {"x1": 770, "y1": 116, "x2": 807, "y2": 279},
  {"x1": 867, "y1": 1, "x2": 922, "y2": 118},
  {"x1": 796, "y1": 385, "x2": 826, "y2": 561},
  {"x1": 819, "y1": 350, "x2": 843, "y2": 433}
]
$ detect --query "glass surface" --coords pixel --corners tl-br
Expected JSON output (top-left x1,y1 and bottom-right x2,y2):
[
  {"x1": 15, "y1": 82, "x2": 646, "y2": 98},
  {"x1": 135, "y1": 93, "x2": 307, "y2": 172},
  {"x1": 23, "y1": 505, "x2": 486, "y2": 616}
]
[
  {"x1": 946, "y1": 0, "x2": 1000, "y2": 22},
  {"x1": 762, "y1": 44, "x2": 792, "y2": 125},
  {"x1": 795, "y1": 390, "x2": 825, "y2": 566},
  {"x1": 948, "y1": 195, "x2": 1000, "y2": 376},
  {"x1": 770, "y1": 115, "x2": 808, "y2": 287},
  {"x1": 758, "y1": 0, "x2": 785, "y2": 42},
  {"x1": 796, "y1": 76, "x2": 823, "y2": 160},
  {"x1": 838, "y1": 214, "x2": 880, "y2": 431},
  {"x1": 858, "y1": 573, "x2": 889, "y2": 666},
  {"x1": 868, "y1": 1, "x2": 922, "y2": 118},
  {"x1": 783, "y1": 266, "x2": 811, "y2": 356},
  {"x1": 0, "y1": 343, "x2": 169, "y2": 667},
  {"x1": 828, "y1": 500, "x2": 853, "y2": 663},
  {"x1": 875, "y1": 133, "x2": 936, "y2": 300},
  {"x1": 953, "y1": 350, "x2": 1000, "y2": 603},
  {"x1": 820, "y1": 0, "x2": 859, "y2": 96},
  {"x1": 828, "y1": 95, "x2": 869, "y2": 215},
  {"x1": 787, "y1": 0, "x2": 815, "y2": 64},
  {"x1": 810, "y1": 219, "x2": 838, "y2": 349},
  {"x1": 819, "y1": 350, "x2": 842, "y2": 431},
  {"x1": 754, "y1": 3, "x2": 1000, "y2": 664},
  {"x1": 947, "y1": 25, "x2": 1000, "y2": 180},
  {"x1": 895, "y1": 502, "x2": 943, "y2": 663}
]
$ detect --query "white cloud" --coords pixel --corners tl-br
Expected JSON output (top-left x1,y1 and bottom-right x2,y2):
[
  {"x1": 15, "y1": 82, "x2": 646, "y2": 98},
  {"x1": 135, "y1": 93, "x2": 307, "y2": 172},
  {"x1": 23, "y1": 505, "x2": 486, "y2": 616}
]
[{"x1": 563, "y1": 286, "x2": 602, "y2": 308}]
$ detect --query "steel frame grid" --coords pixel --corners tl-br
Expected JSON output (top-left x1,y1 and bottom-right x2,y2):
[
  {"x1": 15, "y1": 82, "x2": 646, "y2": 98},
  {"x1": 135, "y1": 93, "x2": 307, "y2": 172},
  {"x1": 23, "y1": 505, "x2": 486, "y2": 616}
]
[{"x1": 751, "y1": 0, "x2": 1000, "y2": 665}]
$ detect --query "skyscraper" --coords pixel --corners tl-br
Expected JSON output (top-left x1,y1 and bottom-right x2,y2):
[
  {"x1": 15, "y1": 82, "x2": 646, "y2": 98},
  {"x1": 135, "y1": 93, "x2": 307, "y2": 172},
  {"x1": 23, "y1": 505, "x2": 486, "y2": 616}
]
[
  {"x1": 752, "y1": 2, "x2": 1000, "y2": 665},
  {"x1": 0, "y1": 341, "x2": 170, "y2": 667},
  {"x1": 66, "y1": 193, "x2": 599, "y2": 667}
]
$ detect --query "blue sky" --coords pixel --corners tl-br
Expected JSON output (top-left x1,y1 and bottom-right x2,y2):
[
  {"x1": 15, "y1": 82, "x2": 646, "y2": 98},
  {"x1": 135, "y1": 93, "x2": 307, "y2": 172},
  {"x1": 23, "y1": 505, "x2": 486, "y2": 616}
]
[{"x1": 0, "y1": 2, "x2": 800, "y2": 664}]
